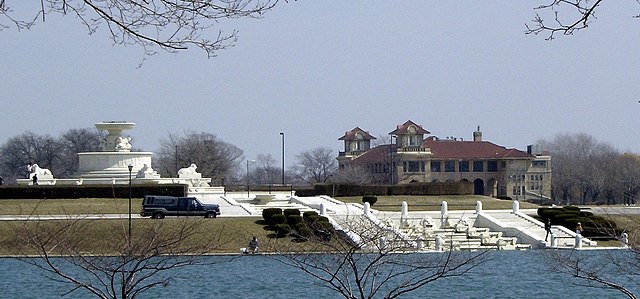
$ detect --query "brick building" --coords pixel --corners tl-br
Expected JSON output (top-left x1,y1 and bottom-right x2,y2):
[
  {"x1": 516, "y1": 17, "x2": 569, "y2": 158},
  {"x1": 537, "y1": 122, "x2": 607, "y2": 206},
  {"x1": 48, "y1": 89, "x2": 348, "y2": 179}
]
[{"x1": 337, "y1": 120, "x2": 552, "y2": 200}]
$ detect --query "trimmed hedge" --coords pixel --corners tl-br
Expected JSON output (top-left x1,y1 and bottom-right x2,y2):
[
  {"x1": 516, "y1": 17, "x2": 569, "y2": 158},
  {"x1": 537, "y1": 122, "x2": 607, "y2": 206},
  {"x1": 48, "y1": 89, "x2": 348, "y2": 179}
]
[
  {"x1": 283, "y1": 209, "x2": 301, "y2": 217},
  {"x1": 303, "y1": 211, "x2": 319, "y2": 221},
  {"x1": 537, "y1": 206, "x2": 619, "y2": 238},
  {"x1": 362, "y1": 195, "x2": 378, "y2": 206},
  {"x1": 0, "y1": 184, "x2": 186, "y2": 199},
  {"x1": 287, "y1": 215, "x2": 303, "y2": 226},
  {"x1": 262, "y1": 208, "x2": 283, "y2": 224},
  {"x1": 307, "y1": 182, "x2": 473, "y2": 197},
  {"x1": 270, "y1": 214, "x2": 287, "y2": 225}
]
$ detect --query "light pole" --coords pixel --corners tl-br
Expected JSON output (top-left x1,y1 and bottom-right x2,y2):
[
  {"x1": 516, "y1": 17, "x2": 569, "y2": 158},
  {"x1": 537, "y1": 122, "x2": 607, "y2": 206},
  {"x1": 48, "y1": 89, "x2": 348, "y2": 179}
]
[
  {"x1": 280, "y1": 132, "x2": 285, "y2": 185},
  {"x1": 127, "y1": 164, "x2": 133, "y2": 246},
  {"x1": 390, "y1": 135, "x2": 396, "y2": 184},
  {"x1": 246, "y1": 159, "x2": 255, "y2": 198}
]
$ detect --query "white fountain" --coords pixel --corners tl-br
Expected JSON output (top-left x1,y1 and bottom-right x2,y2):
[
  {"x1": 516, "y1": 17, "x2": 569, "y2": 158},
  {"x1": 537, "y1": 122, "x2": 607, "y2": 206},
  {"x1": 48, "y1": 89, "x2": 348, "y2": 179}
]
[
  {"x1": 17, "y1": 121, "x2": 218, "y2": 194},
  {"x1": 74, "y1": 121, "x2": 159, "y2": 181}
]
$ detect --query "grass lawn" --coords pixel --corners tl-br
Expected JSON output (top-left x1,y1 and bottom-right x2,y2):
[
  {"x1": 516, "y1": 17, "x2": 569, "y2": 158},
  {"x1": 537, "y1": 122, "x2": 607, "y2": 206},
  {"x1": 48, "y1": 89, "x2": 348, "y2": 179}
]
[
  {"x1": 0, "y1": 217, "x2": 311, "y2": 255},
  {"x1": 337, "y1": 195, "x2": 540, "y2": 211}
]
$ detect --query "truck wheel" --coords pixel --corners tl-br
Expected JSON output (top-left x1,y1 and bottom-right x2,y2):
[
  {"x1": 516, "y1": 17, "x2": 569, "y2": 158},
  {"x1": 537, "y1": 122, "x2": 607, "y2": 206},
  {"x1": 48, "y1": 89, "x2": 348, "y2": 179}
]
[
  {"x1": 205, "y1": 213, "x2": 217, "y2": 219},
  {"x1": 152, "y1": 212, "x2": 165, "y2": 219}
]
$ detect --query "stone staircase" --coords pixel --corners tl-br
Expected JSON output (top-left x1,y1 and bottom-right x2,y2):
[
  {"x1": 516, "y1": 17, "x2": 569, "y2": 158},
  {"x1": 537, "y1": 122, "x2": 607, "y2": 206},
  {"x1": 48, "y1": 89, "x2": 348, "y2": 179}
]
[{"x1": 481, "y1": 210, "x2": 597, "y2": 248}]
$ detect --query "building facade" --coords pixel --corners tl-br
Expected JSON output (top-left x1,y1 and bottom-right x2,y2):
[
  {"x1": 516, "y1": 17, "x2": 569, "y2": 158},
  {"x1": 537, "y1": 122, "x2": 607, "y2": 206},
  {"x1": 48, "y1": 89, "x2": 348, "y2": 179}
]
[{"x1": 337, "y1": 120, "x2": 552, "y2": 200}]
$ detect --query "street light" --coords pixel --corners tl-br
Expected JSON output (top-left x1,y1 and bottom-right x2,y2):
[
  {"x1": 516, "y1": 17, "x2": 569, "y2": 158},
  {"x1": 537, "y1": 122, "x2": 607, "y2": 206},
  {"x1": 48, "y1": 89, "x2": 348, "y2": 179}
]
[
  {"x1": 127, "y1": 164, "x2": 133, "y2": 246},
  {"x1": 390, "y1": 135, "x2": 396, "y2": 184},
  {"x1": 280, "y1": 132, "x2": 285, "y2": 185},
  {"x1": 246, "y1": 159, "x2": 255, "y2": 198}
]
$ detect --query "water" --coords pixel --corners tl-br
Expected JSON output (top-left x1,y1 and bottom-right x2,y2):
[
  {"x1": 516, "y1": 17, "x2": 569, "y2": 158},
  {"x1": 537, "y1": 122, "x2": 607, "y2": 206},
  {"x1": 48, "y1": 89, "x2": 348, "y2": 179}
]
[{"x1": 0, "y1": 251, "x2": 635, "y2": 298}]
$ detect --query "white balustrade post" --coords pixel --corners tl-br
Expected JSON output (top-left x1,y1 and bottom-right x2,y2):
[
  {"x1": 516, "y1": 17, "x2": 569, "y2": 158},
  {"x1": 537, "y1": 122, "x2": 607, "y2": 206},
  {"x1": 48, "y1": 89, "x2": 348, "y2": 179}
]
[
  {"x1": 551, "y1": 233, "x2": 557, "y2": 248},
  {"x1": 379, "y1": 236, "x2": 386, "y2": 251},
  {"x1": 440, "y1": 201, "x2": 448, "y2": 227},
  {"x1": 320, "y1": 203, "x2": 326, "y2": 217},
  {"x1": 435, "y1": 235, "x2": 443, "y2": 252},
  {"x1": 475, "y1": 201, "x2": 483, "y2": 214},
  {"x1": 363, "y1": 202, "x2": 370, "y2": 215},
  {"x1": 416, "y1": 236, "x2": 424, "y2": 250},
  {"x1": 401, "y1": 201, "x2": 408, "y2": 226},
  {"x1": 575, "y1": 233, "x2": 583, "y2": 249},
  {"x1": 441, "y1": 201, "x2": 448, "y2": 217},
  {"x1": 512, "y1": 200, "x2": 520, "y2": 214}
]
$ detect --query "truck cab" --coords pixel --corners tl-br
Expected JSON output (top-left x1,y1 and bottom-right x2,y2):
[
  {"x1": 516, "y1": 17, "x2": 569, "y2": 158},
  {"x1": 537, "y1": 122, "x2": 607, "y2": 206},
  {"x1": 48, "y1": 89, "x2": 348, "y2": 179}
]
[{"x1": 140, "y1": 195, "x2": 221, "y2": 219}]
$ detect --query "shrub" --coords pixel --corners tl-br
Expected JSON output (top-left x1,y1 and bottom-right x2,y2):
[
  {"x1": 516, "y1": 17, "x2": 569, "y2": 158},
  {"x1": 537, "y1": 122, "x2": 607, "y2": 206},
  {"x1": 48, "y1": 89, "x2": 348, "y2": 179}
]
[
  {"x1": 262, "y1": 208, "x2": 283, "y2": 224},
  {"x1": 270, "y1": 214, "x2": 287, "y2": 225},
  {"x1": 274, "y1": 224, "x2": 290, "y2": 238},
  {"x1": 362, "y1": 195, "x2": 378, "y2": 206},
  {"x1": 284, "y1": 209, "x2": 301, "y2": 217},
  {"x1": 287, "y1": 215, "x2": 303, "y2": 226},
  {"x1": 294, "y1": 222, "x2": 312, "y2": 237},
  {"x1": 303, "y1": 211, "x2": 319, "y2": 221}
]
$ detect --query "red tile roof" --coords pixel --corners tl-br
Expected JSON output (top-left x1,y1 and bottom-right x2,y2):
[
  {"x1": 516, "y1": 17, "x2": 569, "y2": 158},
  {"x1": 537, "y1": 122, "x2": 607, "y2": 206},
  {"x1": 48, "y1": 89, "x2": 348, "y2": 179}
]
[
  {"x1": 351, "y1": 144, "x2": 394, "y2": 164},
  {"x1": 339, "y1": 127, "x2": 377, "y2": 141},
  {"x1": 424, "y1": 139, "x2": 532, "y2": 159},
  {"x1": 389, "y1": 120, "x2": 430, "y2": 135}
]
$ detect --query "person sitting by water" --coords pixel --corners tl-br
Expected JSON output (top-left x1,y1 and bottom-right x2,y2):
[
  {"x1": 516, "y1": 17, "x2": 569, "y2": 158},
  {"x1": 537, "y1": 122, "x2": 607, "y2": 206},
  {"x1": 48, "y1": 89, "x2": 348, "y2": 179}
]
[{"x1": 248, "y1": 236, "x2": 259, "y2": 254}]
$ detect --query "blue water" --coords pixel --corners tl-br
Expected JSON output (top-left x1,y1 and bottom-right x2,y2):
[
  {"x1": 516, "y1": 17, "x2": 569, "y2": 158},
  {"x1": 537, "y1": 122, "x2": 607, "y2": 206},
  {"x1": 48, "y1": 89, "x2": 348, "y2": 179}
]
[{"x1": 0, "y1": 251, "x2": 635, "y2": 298}]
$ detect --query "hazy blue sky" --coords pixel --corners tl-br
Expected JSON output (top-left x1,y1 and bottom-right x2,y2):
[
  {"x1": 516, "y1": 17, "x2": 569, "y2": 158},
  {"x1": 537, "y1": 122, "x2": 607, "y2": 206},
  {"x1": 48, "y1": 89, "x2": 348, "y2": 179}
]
[{"x1": 2, "y1": 2, "x2": 639, "y2": 167}]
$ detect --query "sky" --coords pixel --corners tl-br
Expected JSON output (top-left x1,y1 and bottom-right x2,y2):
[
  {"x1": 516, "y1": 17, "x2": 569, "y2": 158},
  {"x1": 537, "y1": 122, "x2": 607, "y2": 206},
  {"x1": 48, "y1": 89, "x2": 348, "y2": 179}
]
[{"x1": 2, "y1": 1, "x2": 640, "y2": 169}]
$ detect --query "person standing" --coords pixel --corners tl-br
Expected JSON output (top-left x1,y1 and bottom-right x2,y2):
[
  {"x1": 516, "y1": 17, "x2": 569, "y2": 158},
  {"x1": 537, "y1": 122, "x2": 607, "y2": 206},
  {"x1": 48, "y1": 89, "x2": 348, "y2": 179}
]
[
  {"x1": 575, "y1": 222, "x2": 583, "y2": 235},
  {"x1": 32, "y1": 174, "x2": 38, "y2": 186},
  {"x1": 26, "y1": 163, "x2": 33, "y2": 178},
  {"x1": 544, "y1": 218, "x2": 552, "y2": 241}
]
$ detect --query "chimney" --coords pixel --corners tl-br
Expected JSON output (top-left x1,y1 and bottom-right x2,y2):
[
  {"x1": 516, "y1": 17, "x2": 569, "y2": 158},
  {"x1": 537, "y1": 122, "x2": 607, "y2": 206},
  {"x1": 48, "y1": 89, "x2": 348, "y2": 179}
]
[{"x1": 473, "y1": 126, "x2": 482, "y2": 142}]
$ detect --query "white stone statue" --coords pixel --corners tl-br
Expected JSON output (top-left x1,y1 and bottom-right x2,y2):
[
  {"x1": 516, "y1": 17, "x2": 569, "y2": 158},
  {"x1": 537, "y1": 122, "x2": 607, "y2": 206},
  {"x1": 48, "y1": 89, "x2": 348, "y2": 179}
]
[
  {"x1": 178, "y1": 163, "x2": 202, "y2": 178},
  {"x1": 115, "y1": 137, "x2": 132, "y2": 151},
  {"x1": 136, "y1": 164, "x2": 160, "y2": 179},
  {"x1": 29, "y1": 164, "x2": 53, "y2": 179}
]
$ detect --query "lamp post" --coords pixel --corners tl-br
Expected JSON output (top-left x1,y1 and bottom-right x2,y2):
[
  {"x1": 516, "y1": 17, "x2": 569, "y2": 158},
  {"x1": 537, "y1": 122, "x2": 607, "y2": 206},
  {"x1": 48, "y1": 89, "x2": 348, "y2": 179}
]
[
  {"x1": 246, "y1": 159, "x2": 255, "y2": 198},
  {"x1": 390, "y1": 135, "x2": 396, "y2": 184},
  {"x1": 127, "y1": 164, "x2": 133, "y2": 246},
  {"x1": 280, "y1": 132, "x2": 285, "y2": 185}
]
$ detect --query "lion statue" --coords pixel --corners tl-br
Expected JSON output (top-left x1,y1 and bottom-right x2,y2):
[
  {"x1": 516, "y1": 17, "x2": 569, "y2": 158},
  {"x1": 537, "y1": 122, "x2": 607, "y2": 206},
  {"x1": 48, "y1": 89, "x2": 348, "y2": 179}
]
[
  {"x1": 178, "y1": 163, "x2": 199, "y2": 176},
  {"x1": 30, "y1": 164, "x2": 53, "y2": 178}
]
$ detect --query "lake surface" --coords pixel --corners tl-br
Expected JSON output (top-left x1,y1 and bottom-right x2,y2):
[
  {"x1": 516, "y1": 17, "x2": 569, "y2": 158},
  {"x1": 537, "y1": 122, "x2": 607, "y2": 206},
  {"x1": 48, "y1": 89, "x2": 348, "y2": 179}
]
[{"x1": 0, "y1": 250, "x2": 635, "y2": 298}]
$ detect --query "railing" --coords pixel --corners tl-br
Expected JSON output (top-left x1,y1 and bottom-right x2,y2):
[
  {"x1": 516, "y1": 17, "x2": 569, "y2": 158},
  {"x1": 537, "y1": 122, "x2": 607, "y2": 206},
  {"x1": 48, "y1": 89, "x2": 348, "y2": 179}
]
[{"x1": 396, "y1": 147, "x2": 429, "y2": 153}]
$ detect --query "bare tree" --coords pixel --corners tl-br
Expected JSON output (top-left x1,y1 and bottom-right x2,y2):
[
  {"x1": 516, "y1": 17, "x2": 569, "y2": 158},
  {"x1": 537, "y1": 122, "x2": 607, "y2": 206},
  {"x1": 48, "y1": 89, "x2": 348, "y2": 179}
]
[
  {"x1": 332, "y1": 164, "x2": 373, "y2": 185},
  {"x1": 292, "y1": 146, "x2": 337, "y2": 184},
  {"x1": 538, "y1": 133, "x2": 619, "y2": 205},
  {"x1": 0, "y1": 131, "x2": 62, "y2": 182},
  {"x1": 57, "y1": 127, "x2": 105, "y2": 178},
  {"x1": 0, "y1": 0, "x2": 280, "y2": 57},
  {"x1": 17, "y1": 216, "x2": 231, "y2": 298},
  {"x1": 154, "y1": 131, "x2": 243, "y2": 182},
  {"x1": 274, "y1": 216, "x2": 489, "y2": 299},
  {"x1": 615, "y1": 154, "x2": 640, "y2": 205},
  {"x1": 250, "y1": 154, "x2": 281, "y2": 184},
  {"x1": 525, "y1": 0, "x2": 609, "y2": 40}
]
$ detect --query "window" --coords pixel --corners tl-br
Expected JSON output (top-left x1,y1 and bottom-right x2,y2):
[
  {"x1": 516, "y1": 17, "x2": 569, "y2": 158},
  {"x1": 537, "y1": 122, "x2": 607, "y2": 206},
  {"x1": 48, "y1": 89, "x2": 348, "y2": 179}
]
[
  {"x1": 445, "y1": 161, "x2": 455, "y2": 172},
  {"x1": 403, "y1": 161, "x2": 424, "y2": 173},
  {"x1": 500, "y1": 161, "x2": 507, "y2": 169},
  {"x1": 459, "y1": 160, "x2": 469, "y2": 172},
  {"x1": 532, "y1": 161, "x2": 547, "y2": 167},
  {"x1": 409, "y1": 135, "x2": 421, "y2": 146},
  {"x1": 431, "y1": 161, "x2": 441, "y2": 172},
  {"x1": 487, "y1": 160, "x2": 498, "y2": 172},
  {"x1": 473, "y1": 161, "x2": 483, "y2": 172}
]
